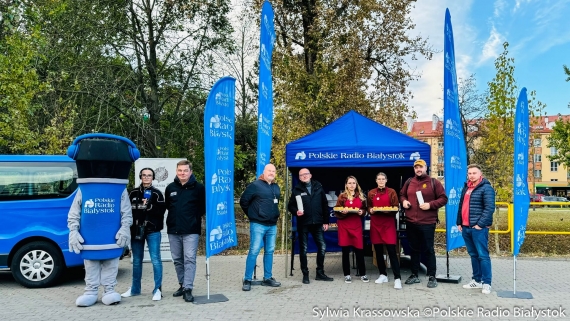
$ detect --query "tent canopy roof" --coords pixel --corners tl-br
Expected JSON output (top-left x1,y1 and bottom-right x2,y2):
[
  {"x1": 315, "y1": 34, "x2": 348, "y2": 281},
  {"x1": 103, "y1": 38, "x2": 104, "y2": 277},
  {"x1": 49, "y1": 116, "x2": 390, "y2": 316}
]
[{"x1": 286, "y1": 110, "x2": 431, "y2": 168}]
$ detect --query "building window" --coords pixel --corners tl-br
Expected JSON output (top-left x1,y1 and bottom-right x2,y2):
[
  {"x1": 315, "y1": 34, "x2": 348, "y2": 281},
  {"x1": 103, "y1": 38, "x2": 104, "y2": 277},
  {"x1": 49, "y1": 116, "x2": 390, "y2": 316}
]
[
  {"x1": 533, "y1": 154, "x2": 542, "y2": 162},
  {"x1": 437, "y1": 156, "x2": 443, "y2": 163},
  {"x1": 551, "y1": 162, "x2": 558, "y2": 172},
  {"x1": 534, "y1": 170, "x2": 542, "y2": 178},
  {"x1": 551, "y1": 179, "x2": 558, "y2": 182},
  {"x1": 551, "y1": 147, "x2": 558, "y2": 155},
  {"x1": 533, "y1": 139, "x2": 541, "y2": 147},
  {"x1": 438, "y1": 141, "x2": 444, "y2": 149},
  {"x1": 437, "y1": 170, "x2": 444, "y2": 177}
]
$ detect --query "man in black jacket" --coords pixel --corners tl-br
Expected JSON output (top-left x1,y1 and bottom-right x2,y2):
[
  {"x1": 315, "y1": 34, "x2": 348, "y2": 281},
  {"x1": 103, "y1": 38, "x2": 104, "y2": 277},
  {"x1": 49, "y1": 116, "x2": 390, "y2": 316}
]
[
  {"x1": 122, "y1": 168, "x2": 166, "y2": 301},
  {"x1": 165, "y1": 160, "x2": 205, "y2": 302},
  {"x1": 240, "y1": 164, "x2": 281, "y2": 291},
  {"x1": 288, "y1": 168, "x2": 333, "y2": 284}
]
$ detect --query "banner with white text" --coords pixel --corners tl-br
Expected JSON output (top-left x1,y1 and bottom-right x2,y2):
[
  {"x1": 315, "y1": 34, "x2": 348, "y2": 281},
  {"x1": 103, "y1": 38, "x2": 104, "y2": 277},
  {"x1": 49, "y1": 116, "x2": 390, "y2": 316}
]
[
  {"x1": 443, "y1": 9, "x2": 467, "y2": 251},
  {"x1": 204, "y1": 76, "x2": 238, "y2": 258},
  {"x1": 256, "y1": 1, "x2": 276, "y2": 177},
  {"x1": 513, "y1": 88, "x2": 530, "y2": 255}
]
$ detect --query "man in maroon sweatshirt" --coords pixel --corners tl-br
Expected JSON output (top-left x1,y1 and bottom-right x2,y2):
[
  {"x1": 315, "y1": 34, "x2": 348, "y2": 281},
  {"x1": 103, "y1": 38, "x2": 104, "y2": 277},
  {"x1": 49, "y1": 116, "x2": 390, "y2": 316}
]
[{"x1": 400, "y1": 159, "x2": 448, "y2": 288}]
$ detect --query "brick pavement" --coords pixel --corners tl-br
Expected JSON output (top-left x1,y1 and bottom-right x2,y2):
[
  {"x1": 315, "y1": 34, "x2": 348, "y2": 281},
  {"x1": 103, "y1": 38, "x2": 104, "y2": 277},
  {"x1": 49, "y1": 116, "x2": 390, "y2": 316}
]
[{"x1": 1, "y1": 254, "x2": 569, "y2": 321}]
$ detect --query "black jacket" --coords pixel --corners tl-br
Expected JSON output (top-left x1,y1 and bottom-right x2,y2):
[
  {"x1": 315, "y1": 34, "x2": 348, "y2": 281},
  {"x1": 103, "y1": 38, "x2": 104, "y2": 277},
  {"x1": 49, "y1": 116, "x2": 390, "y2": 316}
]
[
  {"x1": 456, "y1": 178, "x2": 495, "y2": 228},
  {"x1": 165, "y1": 175, "x2": 206, "y2": 235},
  {"x1": 287, "y1": 179, "x2": 330, "y2": 226},
  {"x1": 129, "y1": 185, "x2": 166, "y2": 235},
  {"x1": 240, "y1": 179, "x2": 281, "y2": 226}
]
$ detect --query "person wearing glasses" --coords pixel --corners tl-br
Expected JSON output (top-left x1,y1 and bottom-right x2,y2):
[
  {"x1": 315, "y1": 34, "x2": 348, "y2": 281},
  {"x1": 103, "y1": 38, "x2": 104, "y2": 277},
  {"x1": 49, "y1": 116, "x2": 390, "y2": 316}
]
[
  {"x1": 287, "y1": 168, "x2": 333, "y2": 284},
  {"x1": 122, "y1": 168, "x2": 166, "y2": 300},
  {"x1": 367, "y1": 172, "x2": 402, "y2": 289},
  {"x1": 334, "y1": 176, "x2": 368, "y2": 283}
]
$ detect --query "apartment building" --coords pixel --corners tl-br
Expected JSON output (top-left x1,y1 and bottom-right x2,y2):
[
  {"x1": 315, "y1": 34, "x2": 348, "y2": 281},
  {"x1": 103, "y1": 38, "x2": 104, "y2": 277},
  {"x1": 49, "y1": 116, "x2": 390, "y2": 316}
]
[{"x1": 407, "y1": 114, "x2": 570, "y2": 197}]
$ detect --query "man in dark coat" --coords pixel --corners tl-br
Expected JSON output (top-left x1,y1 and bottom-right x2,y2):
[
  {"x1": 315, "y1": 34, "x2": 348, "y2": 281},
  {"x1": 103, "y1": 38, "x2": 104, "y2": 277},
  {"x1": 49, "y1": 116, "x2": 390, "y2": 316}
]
[
  {"x1": 165, "y1": 160, "x2": 205, "y2": 303},
  {"x1": 240, "y1": 164, "x2": 281, "y2": 291},
  {"x1": 457, "y1": 164, "x2": 495, "y2": 295},
  {"x1": 288, "y1": 168, "x2": 333, "y2": 284}
]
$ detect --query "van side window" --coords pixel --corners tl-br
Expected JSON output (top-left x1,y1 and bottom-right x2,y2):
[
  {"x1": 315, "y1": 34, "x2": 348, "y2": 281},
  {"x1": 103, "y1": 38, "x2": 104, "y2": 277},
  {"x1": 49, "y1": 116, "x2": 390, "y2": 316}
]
[{"x1": 0, "y1": 163, "x2": 77, "y2": 200}]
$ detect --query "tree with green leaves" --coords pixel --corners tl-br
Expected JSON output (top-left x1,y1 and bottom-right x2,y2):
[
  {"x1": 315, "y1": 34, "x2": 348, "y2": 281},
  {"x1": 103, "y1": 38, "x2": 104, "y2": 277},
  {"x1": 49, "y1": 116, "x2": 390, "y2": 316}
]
[
  {"x1": 218, "y1": 1, "x2": 259, "y2": 194},
  {"x1": 0, "y1": 2, "x2": 74, "y2": 155},
  {"x1": 475, "y1": 42, "x2": 544, "y2": 201},
  {"x1": 256, "y1": 0, "x2": 434, "y2": 174},
  {"x1": 546, "y1": 121, "x2": 570, "y2": 169},
  {"x1": 550, "y1": 65, "x2": 570, "y2": 168},
  {"x1": 2, "y1": 0, "x2": 234, "y2": 181}
]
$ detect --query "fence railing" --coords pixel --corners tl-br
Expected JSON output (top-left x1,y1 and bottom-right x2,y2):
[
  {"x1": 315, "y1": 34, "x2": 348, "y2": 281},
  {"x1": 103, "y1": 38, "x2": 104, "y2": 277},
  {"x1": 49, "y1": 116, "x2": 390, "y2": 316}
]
[{"x1": 435, "y1": 202, "x2": 570, "y2": 254}]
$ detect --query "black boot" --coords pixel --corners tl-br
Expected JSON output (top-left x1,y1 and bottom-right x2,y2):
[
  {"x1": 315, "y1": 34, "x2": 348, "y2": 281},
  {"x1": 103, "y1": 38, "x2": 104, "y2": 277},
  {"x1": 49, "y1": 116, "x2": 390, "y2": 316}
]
[
  {"x1": 261, "y1": 277, "x2": 281, "y2": 287},
  {"x1": 315, "y1": 271, "x2": 334, "y2": 281},
  {"x1": 302, "y1": 273, "x2": 310, "y2": 284},
  {"x1": 172, "y1": 284, "x2": 184, "y2": 297},
  {"x1": 183, "y1": 288, "x2": 194, "y2": 302},
  {"x1": 242, "y1": 279, "x2": 251, "y2": 291}
]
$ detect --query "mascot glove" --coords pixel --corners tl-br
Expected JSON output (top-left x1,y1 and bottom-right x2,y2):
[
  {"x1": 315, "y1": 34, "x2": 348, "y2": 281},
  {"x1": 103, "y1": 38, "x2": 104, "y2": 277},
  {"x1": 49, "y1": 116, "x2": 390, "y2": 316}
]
[
  {"x1": 69, "y1": 229, "x2": 84, "y2": 254},
  {"x1": 115, "y1": 226, "x2": 131, "y2": 248}
]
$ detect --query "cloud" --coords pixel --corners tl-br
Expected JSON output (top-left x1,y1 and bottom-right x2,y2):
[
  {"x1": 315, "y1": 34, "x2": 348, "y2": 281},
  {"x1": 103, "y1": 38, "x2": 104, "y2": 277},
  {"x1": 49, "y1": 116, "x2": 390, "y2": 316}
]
[
  {"x1": 407, "y1": 1, "x2": 476, "y2": 120},
  {"x1": 479, "y1": 25, "x2": 505, "y2": 64},
  {"x1": 494, "y1": 0, "x2": 507, "y2": 17}
]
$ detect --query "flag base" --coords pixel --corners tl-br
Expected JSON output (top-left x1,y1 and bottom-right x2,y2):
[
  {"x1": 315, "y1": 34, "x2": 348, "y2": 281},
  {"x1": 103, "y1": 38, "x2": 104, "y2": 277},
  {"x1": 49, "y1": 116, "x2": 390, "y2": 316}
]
[
  {"x1": 497, "y1": 290, "x2": 533, "y2": 299},
  {"x1": 193, "y1": 294, "x2": 229, "y2": 304},
  {"x1": 435, "y1": 274, "x2": 461, "y2": 283},
  {"x1": 250, "y1": 280, "x2": 263, "y2": 285}
]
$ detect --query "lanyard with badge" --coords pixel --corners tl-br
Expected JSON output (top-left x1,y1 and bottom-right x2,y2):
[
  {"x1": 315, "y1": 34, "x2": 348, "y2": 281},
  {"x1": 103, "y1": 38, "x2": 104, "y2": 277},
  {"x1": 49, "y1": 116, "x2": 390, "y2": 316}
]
[{"x1": 269, "y1": 183, "x2": 278, "y2": 204}]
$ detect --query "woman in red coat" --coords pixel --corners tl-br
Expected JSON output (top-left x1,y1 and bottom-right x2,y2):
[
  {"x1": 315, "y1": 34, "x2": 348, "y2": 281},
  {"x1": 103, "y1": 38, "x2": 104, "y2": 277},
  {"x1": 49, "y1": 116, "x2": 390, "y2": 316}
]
[
  {"x1": 334, "y1": 175, "x2": 368, "y2": 283},
  {"x1": 367, "y1": 172, "x2": 402, "y2": 289}
]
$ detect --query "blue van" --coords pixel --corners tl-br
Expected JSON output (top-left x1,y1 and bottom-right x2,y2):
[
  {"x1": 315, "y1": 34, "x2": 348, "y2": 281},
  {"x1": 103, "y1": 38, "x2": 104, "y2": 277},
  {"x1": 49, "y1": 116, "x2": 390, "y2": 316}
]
[{"x1": 0, "y1": 155, "x2": 83, "y2": 288}]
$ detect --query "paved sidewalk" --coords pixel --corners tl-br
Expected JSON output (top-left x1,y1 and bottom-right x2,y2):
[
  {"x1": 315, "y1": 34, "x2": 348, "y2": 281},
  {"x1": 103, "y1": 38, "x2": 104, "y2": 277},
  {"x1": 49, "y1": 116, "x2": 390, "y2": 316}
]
[{"x1": 0, "y1": 254, "x2": 569, "y2": 320}]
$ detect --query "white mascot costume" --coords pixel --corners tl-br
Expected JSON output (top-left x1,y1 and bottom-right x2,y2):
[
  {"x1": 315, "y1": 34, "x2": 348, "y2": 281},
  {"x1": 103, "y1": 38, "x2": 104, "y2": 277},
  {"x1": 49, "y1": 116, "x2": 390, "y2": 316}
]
[{"x1": 67, "y1": 133, "x2": 138, "y2": 307}]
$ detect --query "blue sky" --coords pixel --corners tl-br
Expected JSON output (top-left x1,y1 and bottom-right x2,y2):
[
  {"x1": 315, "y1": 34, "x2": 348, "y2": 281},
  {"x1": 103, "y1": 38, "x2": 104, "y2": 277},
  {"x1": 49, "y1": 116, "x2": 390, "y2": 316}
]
[{"x1": 408, "y1": 0, "x2": 570, "y2": 121}]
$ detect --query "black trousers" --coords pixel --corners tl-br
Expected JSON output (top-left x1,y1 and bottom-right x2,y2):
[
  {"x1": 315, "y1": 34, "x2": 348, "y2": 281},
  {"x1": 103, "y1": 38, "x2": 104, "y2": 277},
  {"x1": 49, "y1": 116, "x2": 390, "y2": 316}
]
[
  {"x1": 406, "y1": 222, "x2": 437, "y2": 276},
  {"x1": 341, "y1": 246, "x2": 365, "y2": 276},
  {"x1": 374, "y1": 243, "x2": 401, "y2": 279},
  {"x1": 298, "y1": 224, "x2": 326, "y2": 274}
]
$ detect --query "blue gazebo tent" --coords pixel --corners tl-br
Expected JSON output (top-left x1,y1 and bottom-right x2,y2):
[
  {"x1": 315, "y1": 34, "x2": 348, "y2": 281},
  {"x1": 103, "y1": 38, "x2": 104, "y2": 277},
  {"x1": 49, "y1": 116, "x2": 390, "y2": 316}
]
[{"x1": 284, "y1": 110, "x2": 431, "y2": 265}]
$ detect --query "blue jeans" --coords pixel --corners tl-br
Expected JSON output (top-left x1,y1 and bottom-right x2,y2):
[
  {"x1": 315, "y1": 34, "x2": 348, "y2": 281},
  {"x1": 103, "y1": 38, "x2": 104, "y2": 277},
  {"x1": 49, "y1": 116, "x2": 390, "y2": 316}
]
[
  {"x1": 130, "y1": 231, "x2": 162, "y2": 295},
  {"x1": 244, "y1": 222, "x2": 277, "y2": 280},
  {"x1": 462, "y1": 227, "x2": 492, "y2": 285}
]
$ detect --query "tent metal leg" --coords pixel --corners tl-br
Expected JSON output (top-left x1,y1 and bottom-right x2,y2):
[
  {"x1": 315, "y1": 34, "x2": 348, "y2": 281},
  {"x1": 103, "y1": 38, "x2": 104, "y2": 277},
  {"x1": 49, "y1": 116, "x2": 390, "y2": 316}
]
[{"x1": 289, "y1": 229, "x2": 296, "y2": 276}]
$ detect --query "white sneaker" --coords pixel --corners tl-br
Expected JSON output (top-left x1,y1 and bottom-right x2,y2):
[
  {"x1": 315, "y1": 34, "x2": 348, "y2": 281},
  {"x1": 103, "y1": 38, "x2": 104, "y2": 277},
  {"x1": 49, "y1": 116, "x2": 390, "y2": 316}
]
[
  {"x1": 482, "y1": 284, "x2": 491, "y2": 294},
  {"x1": 463, "y1": 279, "x2": 483, "y2": 289},
  {"x1": 394, "y1": 279, "x2": 402, "y2": 290},
  {"x1": 121, "y1": 288, "x2": 133, "y2": 298},
  {"x1": 344, "y1": 275, "x2": 352, "y2": 284},
  {"x1": 152, "y1": 289, "x2": 162, "y2": 301},
  {"x1": 375, "y1": 275, "x2": 389, "y2": 284},
  {"x1": 361, "y1": 275, "x2": 369, "y2": 283}
]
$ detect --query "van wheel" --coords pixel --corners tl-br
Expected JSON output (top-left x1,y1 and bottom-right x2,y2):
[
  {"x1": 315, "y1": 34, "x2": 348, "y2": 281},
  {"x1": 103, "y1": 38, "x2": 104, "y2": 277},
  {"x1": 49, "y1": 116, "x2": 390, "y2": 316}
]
[{"x1": 11, "y1": 241, "x2": 64, "y2": 288}]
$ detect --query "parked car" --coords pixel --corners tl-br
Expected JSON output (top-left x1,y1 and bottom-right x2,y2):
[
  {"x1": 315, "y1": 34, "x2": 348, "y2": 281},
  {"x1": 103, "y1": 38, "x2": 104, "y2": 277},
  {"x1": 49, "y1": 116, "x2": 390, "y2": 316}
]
[
  {"x1": 542, "y1": 196, "x2": 558, "y2": 202},
  {"x1": 0, "y1": 155, "x2": 82, "y2": 288},
  {"x1": 556, "y1": 197, "x2": 569, "y2": 202},
  {"x1": 530, "y1": 194, "x2": 544, "y2": 202}
]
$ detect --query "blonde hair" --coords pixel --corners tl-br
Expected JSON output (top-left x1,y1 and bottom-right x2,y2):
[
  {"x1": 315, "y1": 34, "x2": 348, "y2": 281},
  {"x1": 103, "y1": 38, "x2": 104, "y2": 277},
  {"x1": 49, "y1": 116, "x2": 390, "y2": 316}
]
[{"x1": 344, "y1": 175, "x2": 365, "y2": 201}]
